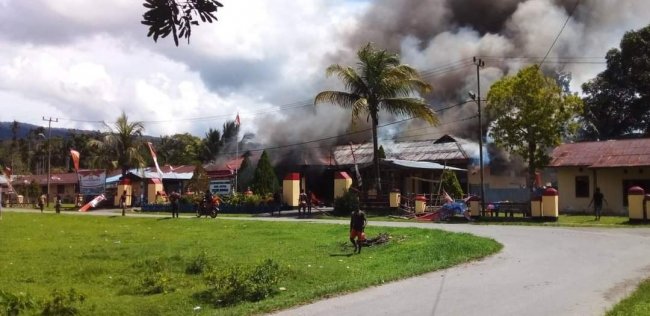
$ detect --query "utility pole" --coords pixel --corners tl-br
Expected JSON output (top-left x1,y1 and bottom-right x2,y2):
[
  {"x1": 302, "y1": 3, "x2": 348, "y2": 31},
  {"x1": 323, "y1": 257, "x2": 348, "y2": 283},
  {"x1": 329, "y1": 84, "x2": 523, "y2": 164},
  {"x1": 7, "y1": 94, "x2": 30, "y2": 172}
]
[
  {"x1": 473, "y1": 57, "x2": 486, "y2": 215},
  {"x1": 42, "y1": 117, "x2": 59, "y2": 207}
]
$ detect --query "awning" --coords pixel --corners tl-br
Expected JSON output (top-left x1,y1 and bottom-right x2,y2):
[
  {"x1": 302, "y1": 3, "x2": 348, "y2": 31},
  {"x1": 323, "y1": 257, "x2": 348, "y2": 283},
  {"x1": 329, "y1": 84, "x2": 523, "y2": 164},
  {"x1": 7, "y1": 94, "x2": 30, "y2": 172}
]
[{"x1": 381, "y1": 159, "x2": 466, "y2": 171}]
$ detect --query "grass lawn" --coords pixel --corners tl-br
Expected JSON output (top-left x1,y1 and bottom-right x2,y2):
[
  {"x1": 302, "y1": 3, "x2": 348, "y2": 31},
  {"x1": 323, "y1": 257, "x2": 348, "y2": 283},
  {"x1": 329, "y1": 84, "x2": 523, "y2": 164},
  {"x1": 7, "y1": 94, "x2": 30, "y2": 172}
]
[
  {"x1": 607, "y1": 279, "x2": 650, "y2": 316},
  {"x1": 0, "y1": 212, "x2": 501, "y2": 315}
]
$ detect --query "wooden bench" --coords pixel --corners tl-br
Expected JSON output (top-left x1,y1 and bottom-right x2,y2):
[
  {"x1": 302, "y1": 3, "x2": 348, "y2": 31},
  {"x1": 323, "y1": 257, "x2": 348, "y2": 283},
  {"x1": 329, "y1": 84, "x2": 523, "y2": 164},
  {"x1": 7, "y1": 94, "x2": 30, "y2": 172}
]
[{"x1": 493, "y1": 202, "x2": 530, "y2": 217}]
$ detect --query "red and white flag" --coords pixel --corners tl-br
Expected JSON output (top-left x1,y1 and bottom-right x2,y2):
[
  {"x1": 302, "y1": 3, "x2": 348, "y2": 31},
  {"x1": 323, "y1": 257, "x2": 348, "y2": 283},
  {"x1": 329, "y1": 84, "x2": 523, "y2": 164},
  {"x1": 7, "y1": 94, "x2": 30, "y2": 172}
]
[
  {"x1": 146, "y1": 142, "x2": 164, "y2": 179},
  {"x1": 78, "y1": 193, "x2": 106, "y2": 212},
  {"x1": 235, "y1": 113, "x2": 240, "y2": 126},
  {"x1": 70, "y1": 149, "x2": 80, "y2": 172}
]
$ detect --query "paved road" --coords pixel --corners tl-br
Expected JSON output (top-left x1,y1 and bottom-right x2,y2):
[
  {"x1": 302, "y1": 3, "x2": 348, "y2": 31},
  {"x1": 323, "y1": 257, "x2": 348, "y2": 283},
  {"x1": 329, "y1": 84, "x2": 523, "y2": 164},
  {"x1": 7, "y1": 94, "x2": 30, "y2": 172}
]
[
  {"x1": 268, "y1": 221, "x2": 650, "y2": 316},
  {"x1": 4, "y1": 208, "x2": 650, "y2": 315}
]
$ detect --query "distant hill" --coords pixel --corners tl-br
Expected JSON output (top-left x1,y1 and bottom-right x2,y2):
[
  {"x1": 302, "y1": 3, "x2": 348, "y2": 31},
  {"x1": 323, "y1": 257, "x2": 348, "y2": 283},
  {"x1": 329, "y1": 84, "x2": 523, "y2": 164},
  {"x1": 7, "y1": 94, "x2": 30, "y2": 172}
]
[{"x1": 0, "y1": 121, "x2": 99, "y2": 140}]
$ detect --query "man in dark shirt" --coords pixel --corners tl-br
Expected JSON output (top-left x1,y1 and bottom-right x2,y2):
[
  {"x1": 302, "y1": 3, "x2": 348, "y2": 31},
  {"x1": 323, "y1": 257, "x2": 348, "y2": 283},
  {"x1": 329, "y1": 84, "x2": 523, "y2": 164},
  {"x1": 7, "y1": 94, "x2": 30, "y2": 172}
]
[
  {"x1": 350, "y1": 208, "x2": 367, "y2": 254},
  {"x1": 588, "y1": 187, "x2": 607, "y2": 221},
  {"x1": 169, "y1": 191, "x2": 181, "y2": 218}
]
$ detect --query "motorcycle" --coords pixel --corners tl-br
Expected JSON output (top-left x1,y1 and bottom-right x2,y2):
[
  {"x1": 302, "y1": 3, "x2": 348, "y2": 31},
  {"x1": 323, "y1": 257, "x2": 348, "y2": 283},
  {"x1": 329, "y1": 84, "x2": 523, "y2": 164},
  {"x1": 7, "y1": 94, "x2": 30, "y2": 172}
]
[{"x1": 196, "y1": 200, "x2": 218, "y2": 218}]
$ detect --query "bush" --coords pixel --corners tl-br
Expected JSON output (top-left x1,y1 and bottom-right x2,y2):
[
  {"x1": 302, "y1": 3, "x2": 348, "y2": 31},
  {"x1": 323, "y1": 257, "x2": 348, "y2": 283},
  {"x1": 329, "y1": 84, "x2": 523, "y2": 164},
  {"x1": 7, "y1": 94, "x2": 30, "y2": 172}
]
[
  {"x1": 136, "y1": 258, "x2": 174, "y2": 295},
  {"x1": 40, "y1": 289, "x2": 86, "y2": 316},
  {"x1": 201, "y1": 259, "x2": 281, "y2": 306},
  {"x1": 185, "y1": 252, "x2": 210, "y2": 275},
  {"x1": 0, "y1": 290, "x2": 37, "y2": 316},
  {"x1": 139, "y1": 272, "x2": 173, "y2": 295},
  {"x1": 334, "y1": 190, "x2": 360, "y2": 216}
]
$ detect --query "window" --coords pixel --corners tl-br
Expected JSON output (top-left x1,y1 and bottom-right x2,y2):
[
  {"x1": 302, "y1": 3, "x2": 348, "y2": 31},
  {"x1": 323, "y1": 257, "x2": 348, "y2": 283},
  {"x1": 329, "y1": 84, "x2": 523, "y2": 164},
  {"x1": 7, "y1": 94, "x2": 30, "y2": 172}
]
[
  {"x1": 575, "y1": 176, "x2": 589, "y2": 198},
  {"x1": 57, "y1": 185, "x2": 65, "y2": 194}
]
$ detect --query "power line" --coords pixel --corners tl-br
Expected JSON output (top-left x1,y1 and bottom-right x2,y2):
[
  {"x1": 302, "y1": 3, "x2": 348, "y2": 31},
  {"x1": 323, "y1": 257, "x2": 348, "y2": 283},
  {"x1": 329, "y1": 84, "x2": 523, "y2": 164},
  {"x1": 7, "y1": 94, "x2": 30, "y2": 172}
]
[{"x1": 539, "y1": 0, "x2": 581, "y2": 67}]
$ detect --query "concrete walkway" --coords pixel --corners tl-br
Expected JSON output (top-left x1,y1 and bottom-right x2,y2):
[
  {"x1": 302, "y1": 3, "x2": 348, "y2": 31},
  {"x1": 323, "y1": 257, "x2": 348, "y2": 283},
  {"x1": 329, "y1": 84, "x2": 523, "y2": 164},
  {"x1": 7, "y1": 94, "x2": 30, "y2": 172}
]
[{"x1": 4, "y1": 208, "x2": 650, "y2": 315}]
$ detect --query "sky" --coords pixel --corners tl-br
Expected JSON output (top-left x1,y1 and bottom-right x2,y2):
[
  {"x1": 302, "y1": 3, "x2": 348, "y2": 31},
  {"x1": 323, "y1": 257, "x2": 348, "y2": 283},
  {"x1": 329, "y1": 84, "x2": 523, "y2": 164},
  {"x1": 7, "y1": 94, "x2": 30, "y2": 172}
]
[{"x1": 1, "y1": 0, "x2": 649, "y2": 146}]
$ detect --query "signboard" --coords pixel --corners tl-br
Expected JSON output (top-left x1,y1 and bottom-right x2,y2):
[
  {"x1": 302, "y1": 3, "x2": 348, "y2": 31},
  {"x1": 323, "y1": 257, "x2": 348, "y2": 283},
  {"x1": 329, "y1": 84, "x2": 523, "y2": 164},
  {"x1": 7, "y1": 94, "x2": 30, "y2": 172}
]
[
  {"x1": 210, "y1": 179, "x2": 232, "y2": 196},
  {"x1": 78, "y1": 170, "x2": 106, "y2": 195}
]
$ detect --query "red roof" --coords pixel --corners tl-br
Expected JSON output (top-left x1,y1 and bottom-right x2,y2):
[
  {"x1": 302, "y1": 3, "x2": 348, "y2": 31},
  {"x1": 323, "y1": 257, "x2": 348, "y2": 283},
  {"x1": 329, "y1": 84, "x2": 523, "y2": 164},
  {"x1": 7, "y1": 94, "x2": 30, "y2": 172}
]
[{"x1": 549, "y1": 138, "x2": 650, "y2": 168}]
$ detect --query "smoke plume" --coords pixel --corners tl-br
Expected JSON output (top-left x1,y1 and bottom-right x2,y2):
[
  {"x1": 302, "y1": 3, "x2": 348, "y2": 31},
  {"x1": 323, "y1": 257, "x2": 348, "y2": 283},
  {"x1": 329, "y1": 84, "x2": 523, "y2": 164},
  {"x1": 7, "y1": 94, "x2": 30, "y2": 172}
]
[{"x1": 252, "y1": 0, "x2": 650, "y2": 171}]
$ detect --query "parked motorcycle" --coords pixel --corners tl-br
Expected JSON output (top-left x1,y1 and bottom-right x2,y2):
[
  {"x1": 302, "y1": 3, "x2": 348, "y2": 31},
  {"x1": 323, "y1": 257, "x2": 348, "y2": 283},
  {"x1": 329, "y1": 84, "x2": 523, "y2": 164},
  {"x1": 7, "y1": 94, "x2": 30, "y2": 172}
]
[{"x1": 196, "y1": 201, "x2": 218, "y2": 218}]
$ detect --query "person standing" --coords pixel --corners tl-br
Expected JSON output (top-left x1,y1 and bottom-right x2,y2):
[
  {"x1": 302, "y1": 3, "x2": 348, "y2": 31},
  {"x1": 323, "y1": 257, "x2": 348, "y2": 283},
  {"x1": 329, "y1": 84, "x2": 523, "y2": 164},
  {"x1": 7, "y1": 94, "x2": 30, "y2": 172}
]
[
  {"x1": 298, "y1": 189, "x2": 308, "y2": 218},
  {"x1": 272, "y1": 190, "x2": 282, "y2": 216},
  {"x1": 55, "y1": 194, "x2": 62, "y2": 214},
  {"x1": 38, "y1": 194, "x2": 45, "y2": 213},
  {"x1": 349, "y1": 208, "x2": 367, "y2": 254},
  {"x1": 169, "y1": 190, "x2": 181, "y2": 218},
  {"x1": 120, "y1": 190, "x2": 127, "y2": 216},
  {"x1": 588, "y1": 187, "x2": 607, "y2": 221}
]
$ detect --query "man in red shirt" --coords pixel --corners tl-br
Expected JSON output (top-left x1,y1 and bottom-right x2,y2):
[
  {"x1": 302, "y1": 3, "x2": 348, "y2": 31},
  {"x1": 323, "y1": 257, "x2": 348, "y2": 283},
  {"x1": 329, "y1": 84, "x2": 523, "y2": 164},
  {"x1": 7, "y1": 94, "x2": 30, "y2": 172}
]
[{"x1": 350, "y1": 208, "x2": 367, "y2": 254}]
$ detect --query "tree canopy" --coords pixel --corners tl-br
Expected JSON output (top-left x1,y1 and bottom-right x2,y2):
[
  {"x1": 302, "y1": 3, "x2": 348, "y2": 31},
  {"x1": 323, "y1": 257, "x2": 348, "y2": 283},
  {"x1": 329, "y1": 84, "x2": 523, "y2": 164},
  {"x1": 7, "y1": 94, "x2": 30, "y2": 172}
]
[
  {"x1": 88, "y1": 112, "x2": 146, "y2": 176},
  {"x1": 486, "y1": 65, "x2": 582, "y2": 188},
  {"x1": 251, "y1": 151, "x2": 279, "y2": 196},
  {"x1": 142, "y1": 0, "x2": 223, "y2": 46},
  {"x1": 315, "y1": 43, "x2": 437, "y2": 191},
  {"x1": 580, "y1": 24, "x2": 650, "y2": 140}
]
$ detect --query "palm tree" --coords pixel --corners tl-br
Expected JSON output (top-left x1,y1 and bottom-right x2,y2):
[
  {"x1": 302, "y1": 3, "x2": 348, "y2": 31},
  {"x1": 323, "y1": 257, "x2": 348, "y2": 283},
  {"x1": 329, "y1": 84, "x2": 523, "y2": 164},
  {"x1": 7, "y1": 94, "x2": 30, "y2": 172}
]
[
  {"x1": 92, "y1": 112, "x2": 146, "y2": 176},
  {"x1": 315, "y1": 43, "x2": 437, "y2": 191}
]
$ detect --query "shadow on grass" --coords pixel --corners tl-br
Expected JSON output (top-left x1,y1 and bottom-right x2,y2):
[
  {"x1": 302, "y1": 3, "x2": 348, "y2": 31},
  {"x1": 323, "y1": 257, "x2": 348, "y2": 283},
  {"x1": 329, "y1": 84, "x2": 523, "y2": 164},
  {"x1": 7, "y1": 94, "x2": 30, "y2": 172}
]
[{"x1": 329, "y1": 253, "x2": 354, "y2": 257}]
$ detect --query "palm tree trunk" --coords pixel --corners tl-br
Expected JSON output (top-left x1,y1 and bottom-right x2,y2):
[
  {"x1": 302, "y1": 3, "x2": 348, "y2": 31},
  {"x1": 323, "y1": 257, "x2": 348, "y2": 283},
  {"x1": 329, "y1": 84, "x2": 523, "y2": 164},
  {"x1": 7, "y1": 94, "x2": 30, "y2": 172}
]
[{"x1": 371, "y1": 114, "x2": 381, "y2": 192}]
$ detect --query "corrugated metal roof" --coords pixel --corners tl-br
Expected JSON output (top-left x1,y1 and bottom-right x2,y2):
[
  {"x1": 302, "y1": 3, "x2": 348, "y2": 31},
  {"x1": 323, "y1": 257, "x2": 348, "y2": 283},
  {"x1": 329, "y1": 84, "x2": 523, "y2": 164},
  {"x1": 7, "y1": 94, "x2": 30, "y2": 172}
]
[
  {"x1": 383, "y1": 159, "x2": 466, "y2": 171},
  {"x1": 12, "y1": 173, "x2": 79, "y2": 185},
  {"x1": 549, "y1": 138, "x2": 650, "y2": 168},
  {"x1": 333, "y1": 137, "x2": 470, "y2": 166}
]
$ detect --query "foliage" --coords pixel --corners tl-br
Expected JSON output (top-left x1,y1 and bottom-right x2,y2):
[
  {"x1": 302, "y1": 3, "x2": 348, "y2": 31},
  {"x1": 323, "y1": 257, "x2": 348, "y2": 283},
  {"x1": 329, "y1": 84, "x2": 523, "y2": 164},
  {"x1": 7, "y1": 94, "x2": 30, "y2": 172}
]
[
  {"x1": 378, "y1": 145, "x2": 386, "y2": 159},
  {"x1": 236, "y1": 152, "x2": 254, "y2": 192},
  {"x1": 157, "y1": 133, "x2": 202, "y2": 165},
  {"x1": 40, "y1": 289, "x2": 86, "y2": 316},
  {"x1": 186, "y1": 163, "x2": 209, "y2": 194},
  {"x1": 441, "y1": 170, "x2": 463, "y2": 199},
  {"x1": 141, "y1": 0, "x2": 223, "y2": 46},
  {"x1": 607, "y1": 278, "x2": 650, "y2": 316},
  {"x1": 198, "y1": 120, "x2": 239, "y2": 163},
  {"x1": 486, "y1": 65, "x2": 582, "y2": 187},
  {"x1": 315, "y1": 43, "x2": 437, "y2": 191},
  {"x1": 333, "y1": 190, "x2": 360, "y2": 216},
  {"x1": 88, "y1": 112, "x2": 146, "y2": 177},
  {"x1": 136, "y1": 259, "x2": 175, "y2": 295},
  {"x1": 202, "y1": 259, "x2": 281, "y2": 306},
  {"x1": 185, "y1": 252, "x2": 211, "y2": 275},
  {"x1": 251, "y1": 151, "x2": 279, "y2": 196},
  {"x1": 223, "y1": 192, "x2": 266, "y2": 207},
  {"x1": 580, "y1": 24, "x2": 650, "y2": 140},
  {"x1": 0, "y1": 212, "x2": 500, "y2": 315},
  {"x1": 0, "y1": 290, "x2": 37, "y2": 316}
]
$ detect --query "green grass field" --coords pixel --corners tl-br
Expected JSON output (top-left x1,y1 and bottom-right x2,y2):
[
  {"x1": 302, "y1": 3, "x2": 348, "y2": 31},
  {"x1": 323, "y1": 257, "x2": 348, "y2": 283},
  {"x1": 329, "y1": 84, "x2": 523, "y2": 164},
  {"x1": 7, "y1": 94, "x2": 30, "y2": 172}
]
[
  {"x1": 0, "y1": 212, "x2": 501, "y2": 315},
  {"x1": 607, "y1": 279, "x2": 650, "y2": 316}
]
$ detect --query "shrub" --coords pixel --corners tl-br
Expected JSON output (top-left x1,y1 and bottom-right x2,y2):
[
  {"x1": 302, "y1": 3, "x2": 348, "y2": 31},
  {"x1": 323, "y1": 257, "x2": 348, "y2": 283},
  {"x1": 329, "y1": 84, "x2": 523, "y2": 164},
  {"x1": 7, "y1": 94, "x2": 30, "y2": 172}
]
[
  {"x1": 185, "y1": 252, "x2": 210, "y2": 275},
  {"x1": 136, "y1": 258, "x2": 174, "y2": 295},
  {"x1": 139, "y1": 272, "x2": 174, "y2": 295},
  {"x1": 0, "y1": 290, "x2": 37, "y2": 316},
  {"x1": 334, "y1": 190, "x2": 360, "y2": 216},
  {"x1": 40, "y1": 289, "x2": 85, "y2": 316},
  {"x1": 201, "y1": 259, "x2": 281, "y2": 306}
]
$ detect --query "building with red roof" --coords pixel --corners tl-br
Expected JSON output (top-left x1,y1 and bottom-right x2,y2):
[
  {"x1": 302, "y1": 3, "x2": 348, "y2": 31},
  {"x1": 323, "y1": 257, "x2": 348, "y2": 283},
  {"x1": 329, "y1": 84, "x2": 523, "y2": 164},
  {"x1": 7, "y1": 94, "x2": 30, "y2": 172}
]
[{"x1": 548, "y1": 138, "x2": 650, "y2": 215}]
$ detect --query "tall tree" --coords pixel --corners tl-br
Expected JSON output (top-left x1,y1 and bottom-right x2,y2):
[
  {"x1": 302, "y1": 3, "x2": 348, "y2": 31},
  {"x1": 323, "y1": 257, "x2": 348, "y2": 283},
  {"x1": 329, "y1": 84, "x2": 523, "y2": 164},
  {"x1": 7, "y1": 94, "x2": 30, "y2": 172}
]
[
  {"x1": 251, "y1": 151, "x2": 279, "y2": 196},
  {"x1": 200, "y1": 128, "x2": 222, "y2": 162},
  {"x1": 315, "y1": 43, "x2": 437, "y2": 191},
  {"x1": 487, "y1": 65, "x2": 582, "y2": 189},
  {"x1": 580, "y1": 24, "x2": 650, "y2": 140},
  {"x1": 89, "y1": 112, "x2": 146, "y2": 177},
  {"x1": 142, "y1": 0, "x2": 223, "y2": 46},
  {"x1": 157, "y1": 133, "x2": 202, "y2": 165}
]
